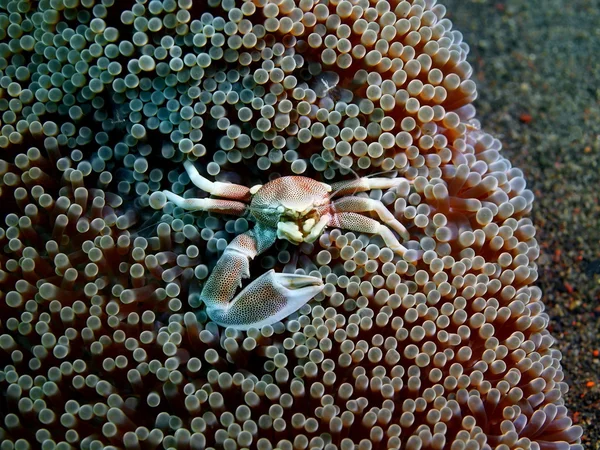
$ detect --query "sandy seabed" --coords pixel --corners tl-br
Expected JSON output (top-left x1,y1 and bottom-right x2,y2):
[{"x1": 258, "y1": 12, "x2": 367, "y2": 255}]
[{"x1": 445, "y1": 0, "x2": 600, "y2": 446}]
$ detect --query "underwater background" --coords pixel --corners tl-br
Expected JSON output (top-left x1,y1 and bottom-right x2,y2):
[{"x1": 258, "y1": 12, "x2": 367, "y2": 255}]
[
  {"x1": 0, "y1": 0, "x2": 598, "y2": 448},
  {"x1": 446, "y1": 0, "x2": 600, "y2": 446}
]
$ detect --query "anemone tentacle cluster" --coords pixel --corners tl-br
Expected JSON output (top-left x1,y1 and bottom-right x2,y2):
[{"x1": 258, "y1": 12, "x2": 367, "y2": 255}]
[{"x1": 0, "y1": 0, "x2": 583, "y2": 449}]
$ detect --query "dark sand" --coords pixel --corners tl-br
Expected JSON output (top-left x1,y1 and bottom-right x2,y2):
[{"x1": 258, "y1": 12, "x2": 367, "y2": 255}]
[{"x1": 443, "y1": 0, "x2": 600, "y2": 446}]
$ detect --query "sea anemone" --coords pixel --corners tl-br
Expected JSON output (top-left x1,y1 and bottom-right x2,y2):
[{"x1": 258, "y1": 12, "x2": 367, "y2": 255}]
[{"x1": 0, "y1": 0, "x2": 583, "y2": 449}]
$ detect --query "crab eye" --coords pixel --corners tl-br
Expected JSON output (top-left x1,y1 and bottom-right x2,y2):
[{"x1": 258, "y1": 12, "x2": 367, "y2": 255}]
[{"x1": 276, "y1": 205, "x2": 285, "y2": 213}]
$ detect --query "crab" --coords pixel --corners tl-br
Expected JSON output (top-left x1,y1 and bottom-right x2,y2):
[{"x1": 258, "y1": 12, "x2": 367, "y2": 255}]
[{"x1": 161, "y1": 160, "x2": 414, "y2": 330}]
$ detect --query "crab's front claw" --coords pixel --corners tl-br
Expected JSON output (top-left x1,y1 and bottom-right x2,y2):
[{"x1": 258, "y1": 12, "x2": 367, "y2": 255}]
[
  {"x1": 276, "y1": 221, "x2": 304, "y2": 244},
  {"x1": 206, "y1": 270, "x2": 324, "y2": 330}
]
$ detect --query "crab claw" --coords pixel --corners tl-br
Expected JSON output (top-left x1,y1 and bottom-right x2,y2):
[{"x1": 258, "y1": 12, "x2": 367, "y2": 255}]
[{"x1": 206, "y1": 270, "x2": 324, "y2": 330}]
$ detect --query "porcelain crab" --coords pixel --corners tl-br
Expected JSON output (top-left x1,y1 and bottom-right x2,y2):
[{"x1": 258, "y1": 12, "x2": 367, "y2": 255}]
[{"x1": 162, "y1": 161, "x2": 414, "y2": 330}]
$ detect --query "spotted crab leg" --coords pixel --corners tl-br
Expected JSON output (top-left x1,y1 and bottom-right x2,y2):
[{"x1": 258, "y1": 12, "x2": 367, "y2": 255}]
[
  {"x1": 201, "y1": 223, "x2": 324, "y2": 330},
  {"x1": 184, "y1": 160, "x2": 251, "y2": 201},
  {"x1": 162, "y1": 191, "x2": 248, "y2": 215},
  {"x1": 328, "y1": 197, "x2": 410, "y2": 240},
  {"x1": 327, "y1": 212, "x2": 413, "y2": 257},
  {"x1": 328, "y1": 177, "x2": 411, "y2": 197}
]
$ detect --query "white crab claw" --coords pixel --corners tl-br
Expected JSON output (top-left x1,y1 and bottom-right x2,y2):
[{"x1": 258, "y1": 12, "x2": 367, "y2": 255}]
[
  {"x1": 304, "y1": 215, "x2": 330, "y2": 244},
  {"x1": 302, "y1": 218, "x2": 316, "y2": 233},
  {"x1": 277, "y1": 221, "x2": 304, "y2": 243},
  {"x1": 271, "y1": 271, "x2": 324, "y2": 294},
  {"x1": 206, "y1": 270, "x2": 324, "y2": 330}
]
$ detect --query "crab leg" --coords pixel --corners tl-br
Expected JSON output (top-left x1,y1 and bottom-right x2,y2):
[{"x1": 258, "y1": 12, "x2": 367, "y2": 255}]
[
  {"x1": 329, "y1": 177, "x2": 410, "y2": 197},
  {"x1": 328, "y1": 212, "x2": 409, "y2": 256},
  {"x1": 183, "y1": 160, "x2": 251, "y2": 201},
  {"x1": 201, "y1": 223, "x2": 324, "y2": 330},
  {"x1": 162, "y1": 191, "x2": 247, "y2": 215},
  {"x1": 329, "y1": 197, "x2": 410, "y2": 240}
]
